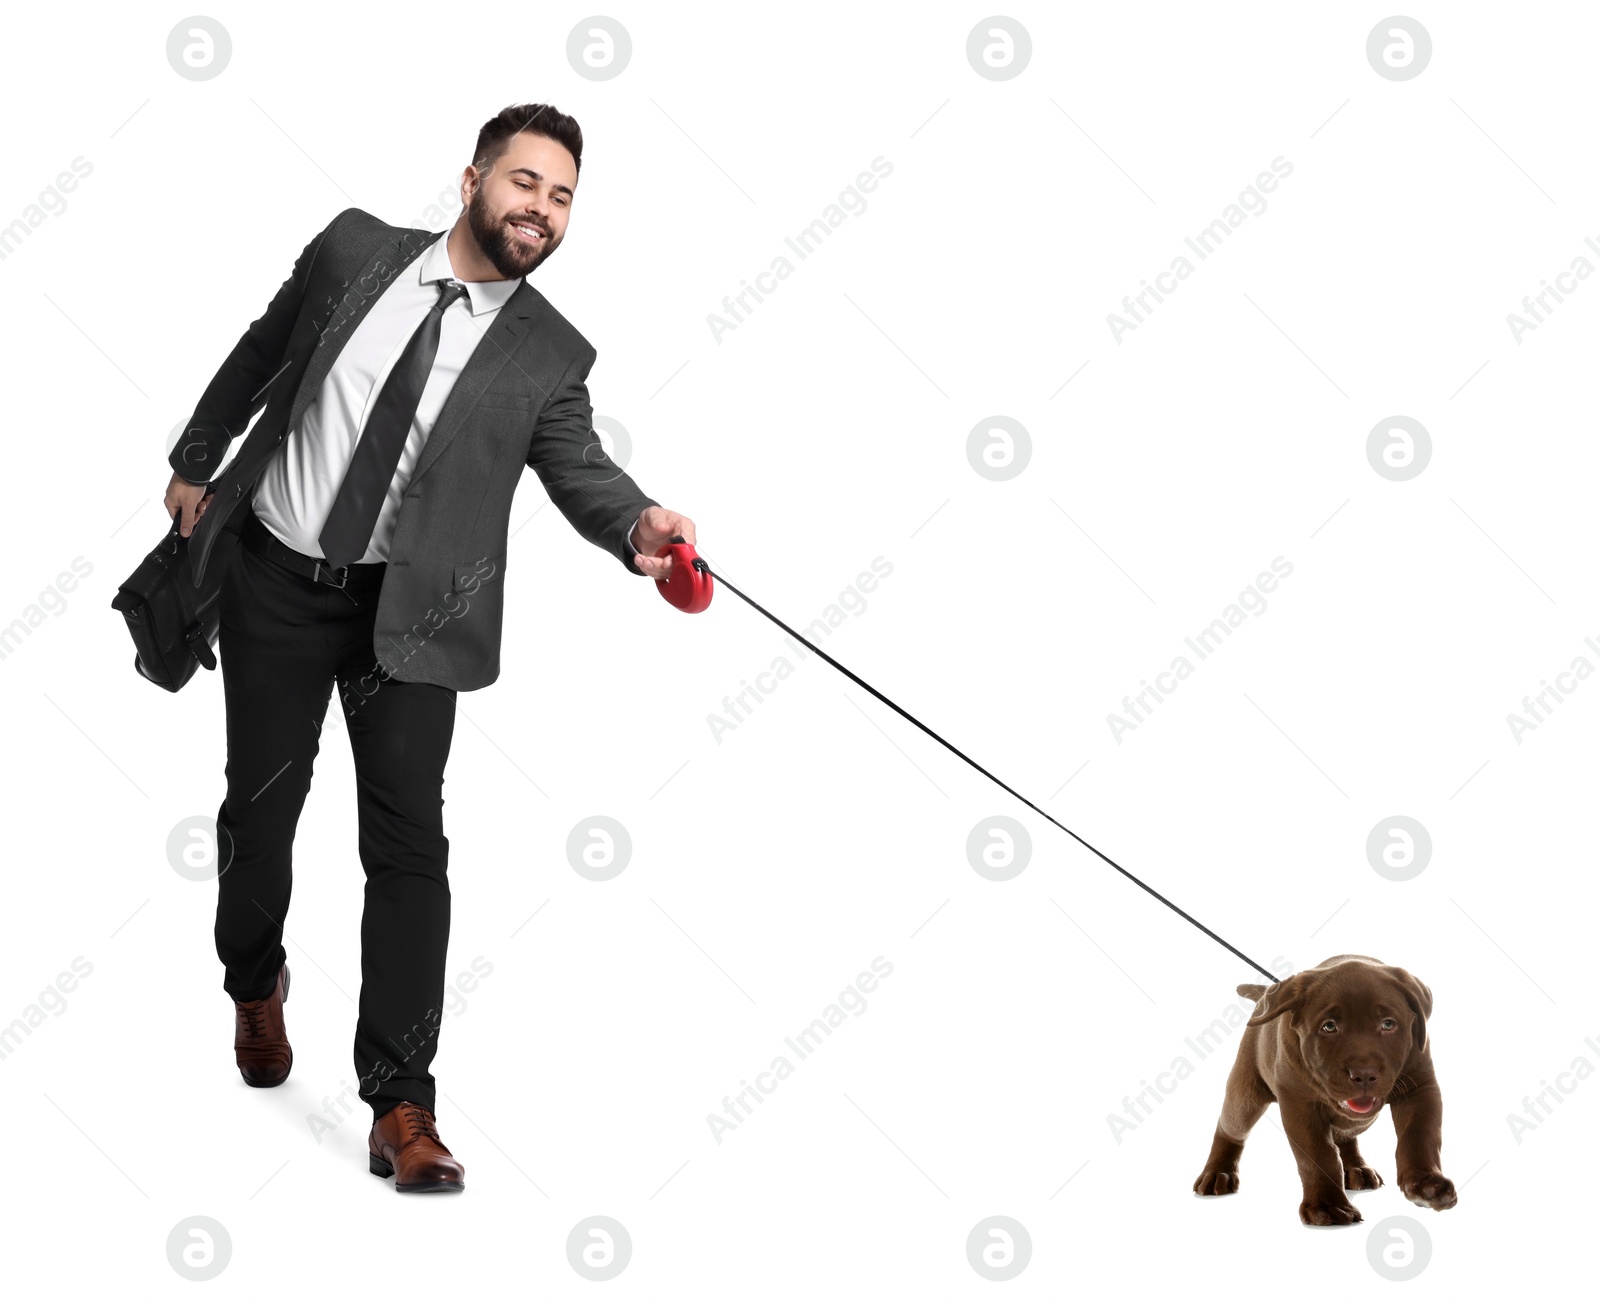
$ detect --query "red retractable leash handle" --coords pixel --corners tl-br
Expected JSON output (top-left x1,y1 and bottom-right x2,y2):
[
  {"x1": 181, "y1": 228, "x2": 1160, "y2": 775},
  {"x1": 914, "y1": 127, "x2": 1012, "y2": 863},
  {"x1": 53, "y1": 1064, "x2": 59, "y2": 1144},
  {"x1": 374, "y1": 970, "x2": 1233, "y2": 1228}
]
[{"x1": 654, "y1": 534, "x2": 713, "y2": 613}]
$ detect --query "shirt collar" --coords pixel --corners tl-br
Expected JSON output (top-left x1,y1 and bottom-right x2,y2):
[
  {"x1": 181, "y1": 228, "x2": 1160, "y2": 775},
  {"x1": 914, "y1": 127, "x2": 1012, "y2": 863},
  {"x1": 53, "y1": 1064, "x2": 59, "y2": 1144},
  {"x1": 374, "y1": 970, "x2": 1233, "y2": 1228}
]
[{"x1": 418, "y1": 232, "x2": 521, "y2": 316}]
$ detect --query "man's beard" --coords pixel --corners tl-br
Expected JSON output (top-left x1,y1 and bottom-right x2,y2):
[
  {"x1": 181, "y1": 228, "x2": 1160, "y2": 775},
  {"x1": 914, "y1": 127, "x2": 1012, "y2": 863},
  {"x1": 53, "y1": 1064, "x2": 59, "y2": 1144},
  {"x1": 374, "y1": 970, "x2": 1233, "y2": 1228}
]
[{"x1": 466, "y1": 188, "x2": 559, "y2": 279}]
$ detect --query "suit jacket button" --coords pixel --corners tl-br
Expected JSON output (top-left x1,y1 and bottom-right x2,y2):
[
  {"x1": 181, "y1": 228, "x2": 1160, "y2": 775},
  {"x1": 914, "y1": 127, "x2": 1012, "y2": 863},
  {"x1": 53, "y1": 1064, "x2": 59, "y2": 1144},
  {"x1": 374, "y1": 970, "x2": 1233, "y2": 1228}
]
[{"x1": 235, "y1": 484, "x2": 243, "y2": 495}]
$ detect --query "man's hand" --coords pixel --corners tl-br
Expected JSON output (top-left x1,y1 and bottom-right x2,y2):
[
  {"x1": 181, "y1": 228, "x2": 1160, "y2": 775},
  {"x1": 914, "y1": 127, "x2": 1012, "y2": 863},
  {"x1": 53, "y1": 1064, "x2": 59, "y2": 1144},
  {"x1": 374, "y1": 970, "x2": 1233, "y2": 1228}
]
[
  {"x1": 630, "y1": 506, "x2": 698, "y2": 580},
  {"x1": 165, "y1": 471, "x2": 213, "y2": 538}
]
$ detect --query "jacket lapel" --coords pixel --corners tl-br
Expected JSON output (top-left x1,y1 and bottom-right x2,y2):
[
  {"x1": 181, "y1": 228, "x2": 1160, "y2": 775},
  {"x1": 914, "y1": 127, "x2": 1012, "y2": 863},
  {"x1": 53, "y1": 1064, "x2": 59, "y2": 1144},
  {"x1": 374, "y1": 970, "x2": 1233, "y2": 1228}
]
[
  {"x1": 408, "y1": 278, "x2": 537, "y2": 484},
  {"x1": 289, "y1": 226, "x2": 442, "y2": 436}
]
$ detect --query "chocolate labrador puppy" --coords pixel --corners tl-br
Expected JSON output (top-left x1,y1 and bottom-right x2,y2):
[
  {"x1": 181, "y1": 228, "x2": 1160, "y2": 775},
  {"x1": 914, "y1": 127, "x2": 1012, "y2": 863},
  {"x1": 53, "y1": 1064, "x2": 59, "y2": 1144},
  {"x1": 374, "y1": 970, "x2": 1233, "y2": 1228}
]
[{"x1": 1192, "y1": 954, "x2": 1457, "y2": 1225}]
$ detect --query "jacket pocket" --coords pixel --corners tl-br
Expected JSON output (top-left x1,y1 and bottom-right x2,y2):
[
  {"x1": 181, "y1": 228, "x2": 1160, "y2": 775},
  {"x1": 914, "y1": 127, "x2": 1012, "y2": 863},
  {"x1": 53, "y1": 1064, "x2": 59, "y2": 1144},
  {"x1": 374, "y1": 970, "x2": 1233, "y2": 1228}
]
[
  {"x1": 453, "y1": 554, "x2": 504, "y2": 593},
  {"x1": 476, "y1": 392, "x2": 532, "y2": 412}
]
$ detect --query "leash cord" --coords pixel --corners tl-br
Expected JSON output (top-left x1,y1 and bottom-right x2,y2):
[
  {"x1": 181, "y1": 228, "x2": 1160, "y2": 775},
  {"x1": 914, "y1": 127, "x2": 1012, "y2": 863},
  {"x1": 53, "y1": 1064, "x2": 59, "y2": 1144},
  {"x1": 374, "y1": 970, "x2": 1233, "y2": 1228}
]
[{"x1": 694, "y1": 558, "x2": 1280, "y2": 984}]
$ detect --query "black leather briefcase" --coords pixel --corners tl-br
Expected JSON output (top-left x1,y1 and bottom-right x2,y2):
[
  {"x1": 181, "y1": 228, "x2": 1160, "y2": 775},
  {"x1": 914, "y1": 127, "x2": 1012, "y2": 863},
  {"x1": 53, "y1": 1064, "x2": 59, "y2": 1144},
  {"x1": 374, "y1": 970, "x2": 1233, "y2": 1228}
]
[{"x1": 110, "y1": 492, "x2": 242, "y2": 692}]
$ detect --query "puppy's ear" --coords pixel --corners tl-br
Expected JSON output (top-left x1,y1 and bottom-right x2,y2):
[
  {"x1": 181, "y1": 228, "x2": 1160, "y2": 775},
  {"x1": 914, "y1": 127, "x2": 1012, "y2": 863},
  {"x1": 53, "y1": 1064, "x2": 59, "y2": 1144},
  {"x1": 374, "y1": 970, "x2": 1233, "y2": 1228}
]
[
  {"x1": 1245, "y1": 972, "x2": 1308, "y2": 1027},
  {"x1": 1386, "y1": 968, "x2": 1433, "y2": 1053}
]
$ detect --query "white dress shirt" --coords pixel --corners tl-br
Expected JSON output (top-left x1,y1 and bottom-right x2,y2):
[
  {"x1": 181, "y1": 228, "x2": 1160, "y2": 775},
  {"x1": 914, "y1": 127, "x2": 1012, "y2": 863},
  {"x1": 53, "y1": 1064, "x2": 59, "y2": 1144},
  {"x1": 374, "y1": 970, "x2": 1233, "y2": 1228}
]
[{"x1": 252, "y1": 233, "x2": 640, "y2": 567}]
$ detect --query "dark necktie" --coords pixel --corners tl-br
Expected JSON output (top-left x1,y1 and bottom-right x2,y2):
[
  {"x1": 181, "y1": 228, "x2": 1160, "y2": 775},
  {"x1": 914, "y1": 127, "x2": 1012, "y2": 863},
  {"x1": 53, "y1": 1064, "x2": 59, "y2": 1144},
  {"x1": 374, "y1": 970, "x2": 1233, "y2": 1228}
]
[{"x1": 318, "y1": 277, "x2": 471, "y2": 567}]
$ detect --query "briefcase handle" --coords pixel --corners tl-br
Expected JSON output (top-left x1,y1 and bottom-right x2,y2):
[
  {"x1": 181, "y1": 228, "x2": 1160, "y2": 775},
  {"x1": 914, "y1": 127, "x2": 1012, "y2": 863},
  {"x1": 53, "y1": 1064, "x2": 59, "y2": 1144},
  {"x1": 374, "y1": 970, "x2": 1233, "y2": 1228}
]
[{"x1": 162, "y1": 479, "x2": 220, "y2": 545}]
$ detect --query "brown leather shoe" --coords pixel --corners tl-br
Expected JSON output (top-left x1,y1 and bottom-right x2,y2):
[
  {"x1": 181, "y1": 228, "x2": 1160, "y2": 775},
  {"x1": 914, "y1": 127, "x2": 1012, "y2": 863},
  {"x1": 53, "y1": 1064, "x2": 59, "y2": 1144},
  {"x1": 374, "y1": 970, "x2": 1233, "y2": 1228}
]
[
  {"x1": 368, "y1": 1101, "x2": 465, "y2": 1192},
  {"x1": 232, "y1": 964, "x2": 292, "y2": 1087}
]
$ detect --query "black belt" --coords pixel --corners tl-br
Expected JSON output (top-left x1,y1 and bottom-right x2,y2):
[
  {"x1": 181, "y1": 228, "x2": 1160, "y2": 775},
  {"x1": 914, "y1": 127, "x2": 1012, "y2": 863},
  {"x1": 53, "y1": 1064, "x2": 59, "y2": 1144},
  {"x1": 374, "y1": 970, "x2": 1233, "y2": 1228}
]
[{"x1": 240, "y1": 507, "x2": 384, "y2": 589}]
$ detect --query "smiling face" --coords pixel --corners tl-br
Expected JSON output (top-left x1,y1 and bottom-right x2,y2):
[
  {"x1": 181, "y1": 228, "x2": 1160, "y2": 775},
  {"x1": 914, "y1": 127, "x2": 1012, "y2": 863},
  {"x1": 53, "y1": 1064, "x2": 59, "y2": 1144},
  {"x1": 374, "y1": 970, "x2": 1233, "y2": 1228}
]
[{"x1": 461, "y1": 130, "x2": 576, "y2": 279}]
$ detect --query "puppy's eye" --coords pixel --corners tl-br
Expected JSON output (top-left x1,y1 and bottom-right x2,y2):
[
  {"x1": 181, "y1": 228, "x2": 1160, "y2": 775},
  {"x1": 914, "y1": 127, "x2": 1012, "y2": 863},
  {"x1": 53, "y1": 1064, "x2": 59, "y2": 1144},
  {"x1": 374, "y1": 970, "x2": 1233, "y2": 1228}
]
[
  {"x1": 1380, "y1": 1018, "x2": 1397, "y2": 1031},
  {"x1": 1319, "y1": 1019, "x2": 1338, "y2": 1033}
]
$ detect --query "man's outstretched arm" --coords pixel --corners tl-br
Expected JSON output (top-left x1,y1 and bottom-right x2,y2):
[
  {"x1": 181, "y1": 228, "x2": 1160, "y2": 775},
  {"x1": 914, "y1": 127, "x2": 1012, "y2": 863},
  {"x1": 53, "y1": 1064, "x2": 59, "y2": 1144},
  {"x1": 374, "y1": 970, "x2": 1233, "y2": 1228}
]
[{"x1": 525, "y1": 346, "x2": 695, "y2": 578}]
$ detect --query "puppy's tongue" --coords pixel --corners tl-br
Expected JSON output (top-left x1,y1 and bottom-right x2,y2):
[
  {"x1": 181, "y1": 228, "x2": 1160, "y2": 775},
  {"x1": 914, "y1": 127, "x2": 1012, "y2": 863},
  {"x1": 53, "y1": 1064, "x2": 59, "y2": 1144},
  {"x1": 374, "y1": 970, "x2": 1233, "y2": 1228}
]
[{"x1": 1342, "y1": 1097, "x2": 1377, "y2": 1114}]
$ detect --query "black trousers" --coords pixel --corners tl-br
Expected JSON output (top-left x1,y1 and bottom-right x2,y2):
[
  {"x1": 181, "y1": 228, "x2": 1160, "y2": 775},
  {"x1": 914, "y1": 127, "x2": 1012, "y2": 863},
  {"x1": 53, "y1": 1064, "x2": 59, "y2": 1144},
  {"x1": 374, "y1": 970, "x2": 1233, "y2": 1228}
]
[{"x1": 214, "y1": 500, "x2": 459, "y2": 1120}]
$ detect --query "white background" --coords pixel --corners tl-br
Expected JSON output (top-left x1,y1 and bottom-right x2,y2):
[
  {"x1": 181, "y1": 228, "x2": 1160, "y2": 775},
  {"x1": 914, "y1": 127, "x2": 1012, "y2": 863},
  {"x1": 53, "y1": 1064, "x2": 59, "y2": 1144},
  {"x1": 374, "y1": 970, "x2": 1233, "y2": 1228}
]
[{"x1": 0, "y1": 0, "x2": 1593, "y2": 1292}]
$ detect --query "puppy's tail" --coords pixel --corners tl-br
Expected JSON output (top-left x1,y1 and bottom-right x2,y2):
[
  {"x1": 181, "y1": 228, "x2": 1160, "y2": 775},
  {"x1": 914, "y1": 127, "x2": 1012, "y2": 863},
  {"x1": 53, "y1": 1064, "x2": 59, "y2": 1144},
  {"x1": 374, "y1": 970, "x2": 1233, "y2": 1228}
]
[{"x1": 1236, "y1": 983, "x2": 1268, "y2": 1002}]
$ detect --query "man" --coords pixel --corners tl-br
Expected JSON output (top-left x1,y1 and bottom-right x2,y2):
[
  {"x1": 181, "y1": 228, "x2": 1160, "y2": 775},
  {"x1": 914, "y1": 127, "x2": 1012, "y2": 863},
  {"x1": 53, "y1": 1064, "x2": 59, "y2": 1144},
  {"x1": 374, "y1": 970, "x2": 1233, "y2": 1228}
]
[{"x1": 164, "y1": 103, "x2": 696, "y2": 1193}]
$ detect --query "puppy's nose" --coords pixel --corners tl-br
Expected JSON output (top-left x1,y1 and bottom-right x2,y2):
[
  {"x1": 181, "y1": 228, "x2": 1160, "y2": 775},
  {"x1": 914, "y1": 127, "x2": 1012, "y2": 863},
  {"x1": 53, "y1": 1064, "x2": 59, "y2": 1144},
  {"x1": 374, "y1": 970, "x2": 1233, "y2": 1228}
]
[{"x1": 1347, "y1": 1065, "x2": 1380, "y2": 1091}]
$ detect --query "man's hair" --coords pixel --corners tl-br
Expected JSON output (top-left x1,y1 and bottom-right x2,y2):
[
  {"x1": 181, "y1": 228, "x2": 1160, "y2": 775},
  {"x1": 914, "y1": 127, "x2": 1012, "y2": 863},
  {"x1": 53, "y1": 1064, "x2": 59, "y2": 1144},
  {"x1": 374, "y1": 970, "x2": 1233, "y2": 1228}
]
[{"x1": 473, "y1": 103, "x2": 584, "y2": 180}]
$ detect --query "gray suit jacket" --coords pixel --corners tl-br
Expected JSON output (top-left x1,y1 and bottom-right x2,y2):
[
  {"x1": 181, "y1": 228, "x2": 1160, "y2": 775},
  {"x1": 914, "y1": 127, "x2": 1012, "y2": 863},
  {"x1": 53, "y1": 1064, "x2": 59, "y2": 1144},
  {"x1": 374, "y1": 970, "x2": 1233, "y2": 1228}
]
[{"x1": 171, "y1": 207, "x2": 659, "y2": 692}]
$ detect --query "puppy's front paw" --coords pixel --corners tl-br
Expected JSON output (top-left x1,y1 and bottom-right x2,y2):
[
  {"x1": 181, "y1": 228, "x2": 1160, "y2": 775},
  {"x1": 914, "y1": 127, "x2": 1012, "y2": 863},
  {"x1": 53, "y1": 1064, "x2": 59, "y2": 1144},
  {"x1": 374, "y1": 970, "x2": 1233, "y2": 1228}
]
[
  {"x1": 1344, "y1": 1162, "x2": 1383, "y2": 1191},
  {"x1": 1193, "y1": 1166, "x2": 1239, "y2": 1196},
  {"x1": 1299, "y1": 1196, "x2": 1362, "y2": 1226},
  {"x1": 1400, "y1": 1171, "x2": 1457, "y2": 1210}
]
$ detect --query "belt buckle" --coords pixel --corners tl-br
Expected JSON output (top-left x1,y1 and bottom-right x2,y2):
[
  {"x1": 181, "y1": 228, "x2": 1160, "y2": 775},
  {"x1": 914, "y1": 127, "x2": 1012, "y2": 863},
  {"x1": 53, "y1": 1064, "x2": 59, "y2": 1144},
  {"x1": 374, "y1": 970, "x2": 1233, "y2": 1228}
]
[{"x1": 314, "y1": 558, "x2": 349, "y2": 589}]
